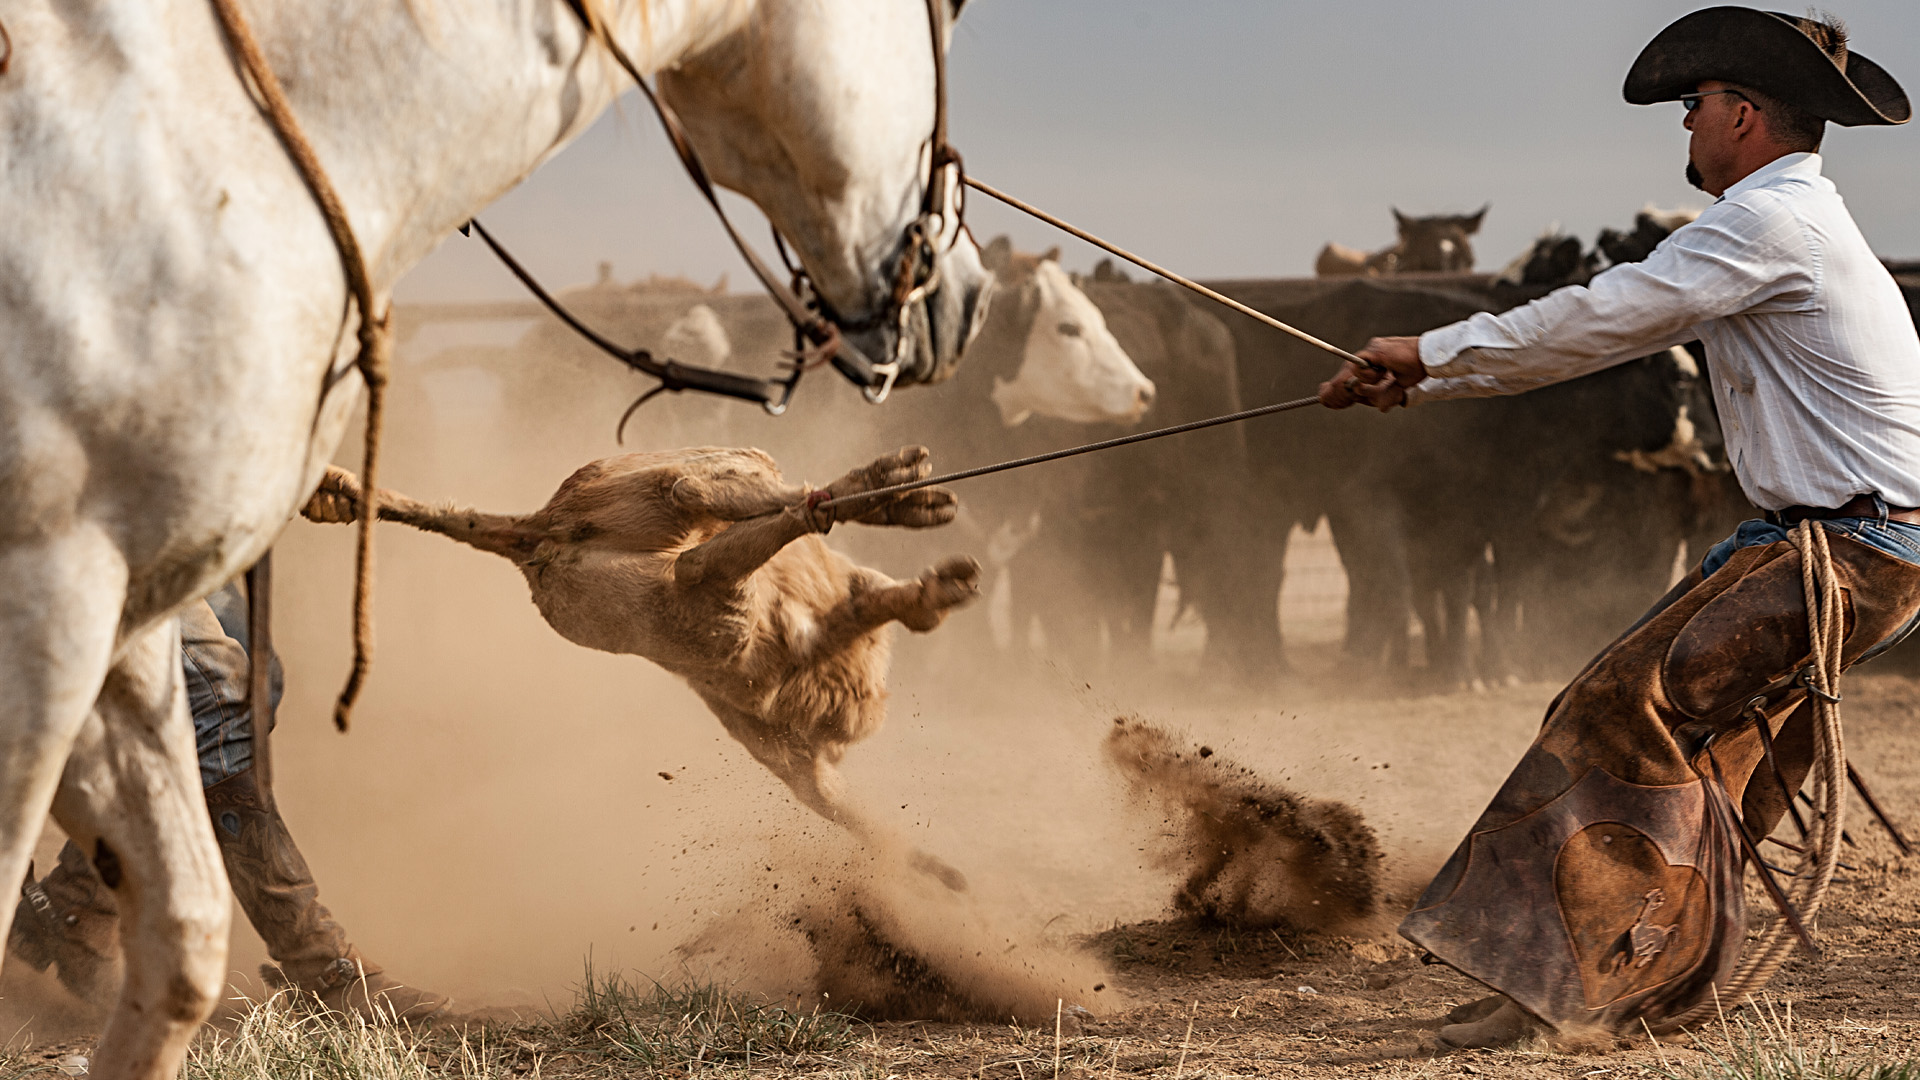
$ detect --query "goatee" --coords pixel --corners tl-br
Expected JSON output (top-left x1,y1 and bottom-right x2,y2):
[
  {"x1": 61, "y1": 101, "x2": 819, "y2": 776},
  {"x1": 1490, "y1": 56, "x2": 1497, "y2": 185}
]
[{"x1": 1686, "y1": 159, "x2": 1706, "y2": 191}]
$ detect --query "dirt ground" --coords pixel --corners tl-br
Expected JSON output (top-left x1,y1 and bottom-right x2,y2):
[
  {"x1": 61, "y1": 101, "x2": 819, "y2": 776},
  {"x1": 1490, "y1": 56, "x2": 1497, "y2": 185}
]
[
  {"x1": 680, "y1": 666, "x2": 1920, "y2": 1080},
  {"x1": 15, "y1": 655, "x2": 1920, "y2": 1078}
]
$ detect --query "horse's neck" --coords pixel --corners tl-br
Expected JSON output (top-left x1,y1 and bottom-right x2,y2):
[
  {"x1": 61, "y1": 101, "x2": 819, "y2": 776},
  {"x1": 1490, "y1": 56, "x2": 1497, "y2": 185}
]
[{"x1": 257, "y1": 0, "x2": 759, "y2": 291}]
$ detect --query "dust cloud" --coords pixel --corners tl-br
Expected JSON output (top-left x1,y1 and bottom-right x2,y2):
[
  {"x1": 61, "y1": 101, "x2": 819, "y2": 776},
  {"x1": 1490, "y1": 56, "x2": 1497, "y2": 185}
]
[{"x1": 1, "y1": 280, "x2": 1568, "y2": 1039}]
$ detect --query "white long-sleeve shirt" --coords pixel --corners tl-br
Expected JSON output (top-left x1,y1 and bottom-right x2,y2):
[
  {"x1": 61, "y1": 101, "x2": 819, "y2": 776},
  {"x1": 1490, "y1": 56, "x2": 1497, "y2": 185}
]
[{"x1": 1412, "y1": 153, "x2": 1920, "y2": 511}]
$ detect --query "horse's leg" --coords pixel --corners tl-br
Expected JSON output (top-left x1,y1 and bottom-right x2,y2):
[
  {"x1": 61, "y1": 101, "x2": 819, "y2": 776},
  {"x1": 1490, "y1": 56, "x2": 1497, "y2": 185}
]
[
  {"x1": 0, "y1": 537, "x2": 126, "y2": 983},
  {"x1": 52, "y1": 616, "x2": 228, "y2": 1080}
]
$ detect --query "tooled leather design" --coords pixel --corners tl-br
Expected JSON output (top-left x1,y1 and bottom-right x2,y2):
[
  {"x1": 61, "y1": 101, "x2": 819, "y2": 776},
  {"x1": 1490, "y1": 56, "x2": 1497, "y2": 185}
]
[{"x1": 1401, "y1": 765, "x2": 1743, "y2": 1031}]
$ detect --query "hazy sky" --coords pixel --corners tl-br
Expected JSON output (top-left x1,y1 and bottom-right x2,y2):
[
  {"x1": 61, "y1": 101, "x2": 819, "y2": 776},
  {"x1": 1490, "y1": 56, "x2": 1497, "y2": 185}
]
[{"x1": 398, "y1": 0, "x2": 1920, "y2": 304}]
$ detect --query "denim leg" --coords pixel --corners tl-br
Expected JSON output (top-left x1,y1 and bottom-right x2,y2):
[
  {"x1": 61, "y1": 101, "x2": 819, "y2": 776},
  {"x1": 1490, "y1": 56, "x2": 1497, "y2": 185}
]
[{"x1": 181, "y1": 598, "x2": 254, "y2": 789}]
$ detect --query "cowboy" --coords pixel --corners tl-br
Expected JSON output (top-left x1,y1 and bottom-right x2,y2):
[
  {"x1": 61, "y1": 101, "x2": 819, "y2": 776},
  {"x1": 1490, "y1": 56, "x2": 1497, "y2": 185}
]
[
  {"x1": 8, "y1": 584, "x2": 447, "y2": 1022},
  {"x1": 1320, "y1": 7, "x2": 1918, "y2": 1048}
]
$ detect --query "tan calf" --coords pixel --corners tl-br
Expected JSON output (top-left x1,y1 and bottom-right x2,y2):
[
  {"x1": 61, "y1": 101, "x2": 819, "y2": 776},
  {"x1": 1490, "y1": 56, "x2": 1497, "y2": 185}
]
[{"x1": 309, "y1": 447, "x2": 979, "y2": 887}]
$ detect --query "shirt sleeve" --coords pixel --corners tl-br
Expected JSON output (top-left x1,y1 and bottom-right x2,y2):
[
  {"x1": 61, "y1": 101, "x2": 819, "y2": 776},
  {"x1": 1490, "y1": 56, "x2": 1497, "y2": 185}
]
[{"x1": 1408, "y1": 197, "x2": 1811, "y2": 403}]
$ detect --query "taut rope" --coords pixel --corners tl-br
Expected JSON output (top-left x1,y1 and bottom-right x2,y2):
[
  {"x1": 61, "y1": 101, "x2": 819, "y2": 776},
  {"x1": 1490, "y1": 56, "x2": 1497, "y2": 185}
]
[
  {"x1": 813, "y1": 395, "x2": 1321, "y2": 513},
  {"x1": 209, "y1": 0, "x2": 390, "y2": 731},
  {"x1": 1664, "y1": 520, "x2": 1849, "y2": 1031},
  {"x1": 964, "y1": 176, "x2": 1376, "y2": 371}
]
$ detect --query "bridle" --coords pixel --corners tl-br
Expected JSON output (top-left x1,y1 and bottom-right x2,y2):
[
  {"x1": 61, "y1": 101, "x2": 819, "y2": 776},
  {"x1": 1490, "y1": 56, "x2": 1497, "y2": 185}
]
[{"x1": 510, "y1": 0, "x2": 967, "y2": 413}]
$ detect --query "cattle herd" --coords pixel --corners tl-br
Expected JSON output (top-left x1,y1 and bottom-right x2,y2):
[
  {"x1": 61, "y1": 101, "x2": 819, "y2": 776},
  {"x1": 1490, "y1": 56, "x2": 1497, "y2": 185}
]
[{"x1": 398, "y1": 218, "x2": 1920, "y2": 692}]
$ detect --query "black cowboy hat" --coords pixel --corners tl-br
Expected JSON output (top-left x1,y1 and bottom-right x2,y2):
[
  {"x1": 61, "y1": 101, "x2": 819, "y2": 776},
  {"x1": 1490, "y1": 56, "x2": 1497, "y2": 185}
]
[{"x1": 1624, "y1": 7, "x2": 1909, "y2": 126}]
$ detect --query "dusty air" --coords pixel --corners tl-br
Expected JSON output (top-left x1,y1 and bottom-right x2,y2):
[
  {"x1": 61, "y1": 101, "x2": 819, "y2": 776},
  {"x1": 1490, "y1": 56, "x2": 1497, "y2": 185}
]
[{"x1": 4, "y1": 3, "x2": 1920, "y2": 1080}]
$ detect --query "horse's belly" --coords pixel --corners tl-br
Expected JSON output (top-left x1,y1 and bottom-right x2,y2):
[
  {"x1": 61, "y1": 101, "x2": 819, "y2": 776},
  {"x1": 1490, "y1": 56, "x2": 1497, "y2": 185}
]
[{"x1": 0, "y1": 7, "x2": 366, "y2": 633}]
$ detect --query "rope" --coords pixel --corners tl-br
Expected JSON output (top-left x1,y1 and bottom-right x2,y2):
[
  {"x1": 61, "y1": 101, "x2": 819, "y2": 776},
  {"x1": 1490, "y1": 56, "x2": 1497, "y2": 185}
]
[
  {"x1": 208, "y1": 0, "x2": 390, "y2": 731},
  {"x1": 813, "y1": 395, "x2": 1320, "y2": 513},
  {"x1": 964, "y1": 176, "x2": 1377, "y2": 371},
  {"x1": 1664, "y1": 520, "x2": 1849, "y2": 1030}
]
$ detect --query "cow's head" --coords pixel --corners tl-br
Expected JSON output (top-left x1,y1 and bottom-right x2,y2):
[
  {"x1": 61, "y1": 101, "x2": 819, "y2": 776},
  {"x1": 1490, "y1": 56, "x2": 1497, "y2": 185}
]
[
  {"x1": 1391, "y1": 206, "x2": 1488, "y2": 273},
  {"x1": 1597, "y1": 206, "x2": 1702, "y2": 267},
  {"x1": 979, "y1": 237, "x2": 1155, "y2": 427}
]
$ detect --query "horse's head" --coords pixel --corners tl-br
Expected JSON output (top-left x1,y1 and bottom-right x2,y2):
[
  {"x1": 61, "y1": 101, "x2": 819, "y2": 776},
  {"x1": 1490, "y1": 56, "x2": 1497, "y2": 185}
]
[
  {"x1": 980, "y1": 237, "x2": 1154, "y2": 427},
  {"x1": 657, "y1": 0, "x2": 992, "y2": 395},
  {"x1": 1390, "y1": 206, "x2": 1488, "y2": 273}
]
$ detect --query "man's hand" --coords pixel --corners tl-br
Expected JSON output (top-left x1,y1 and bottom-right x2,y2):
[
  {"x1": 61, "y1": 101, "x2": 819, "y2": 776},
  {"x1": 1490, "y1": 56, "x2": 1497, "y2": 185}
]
[{"x1": 1316, "y1": 336, "x2": 1428, "y2": 412}]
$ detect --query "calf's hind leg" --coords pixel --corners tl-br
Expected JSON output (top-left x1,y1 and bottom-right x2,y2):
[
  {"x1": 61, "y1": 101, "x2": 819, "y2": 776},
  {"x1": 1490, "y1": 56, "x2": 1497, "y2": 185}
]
[
  {"x1": 741, "y1": 735, "x2": 971, "y2": 894},
  {"x1": 53, "y1": 618, "x2": 229, "y2": 1080}
]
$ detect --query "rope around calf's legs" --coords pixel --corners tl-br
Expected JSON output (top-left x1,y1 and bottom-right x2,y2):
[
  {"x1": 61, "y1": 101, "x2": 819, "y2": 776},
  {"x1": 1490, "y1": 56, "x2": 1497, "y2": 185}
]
[{"x1": 1663, "y1": 520, "x2": 1848, "y2": 1031}]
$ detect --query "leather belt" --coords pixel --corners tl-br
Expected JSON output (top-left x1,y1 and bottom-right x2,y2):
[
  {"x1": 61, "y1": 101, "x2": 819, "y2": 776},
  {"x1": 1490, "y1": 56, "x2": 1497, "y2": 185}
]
[{"x1": 1767, "y1": 494, "x2": 1920, "y2": 526}]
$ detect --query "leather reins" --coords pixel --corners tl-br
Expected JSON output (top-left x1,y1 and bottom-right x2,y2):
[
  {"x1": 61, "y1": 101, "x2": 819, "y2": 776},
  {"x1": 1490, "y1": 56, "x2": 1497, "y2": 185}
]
[{"x1": 506, "y1": 0, "x2": 965, "y2": 410}]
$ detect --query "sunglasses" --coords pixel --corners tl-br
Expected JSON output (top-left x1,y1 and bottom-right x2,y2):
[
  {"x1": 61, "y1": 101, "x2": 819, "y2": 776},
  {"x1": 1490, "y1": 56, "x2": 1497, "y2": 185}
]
[{"x1": 1680, "y1": 89, "x2": 1750, "y2": 112}]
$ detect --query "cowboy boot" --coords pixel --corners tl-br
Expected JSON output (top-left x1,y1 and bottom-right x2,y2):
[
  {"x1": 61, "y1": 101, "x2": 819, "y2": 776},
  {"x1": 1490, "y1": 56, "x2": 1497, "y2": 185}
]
[
  {"x1": 205, "y1": 767, "x2": 448, "y2": 1022},
  {"x1": 6, "y1": 841, "x2": 123, "y2": 1006}
]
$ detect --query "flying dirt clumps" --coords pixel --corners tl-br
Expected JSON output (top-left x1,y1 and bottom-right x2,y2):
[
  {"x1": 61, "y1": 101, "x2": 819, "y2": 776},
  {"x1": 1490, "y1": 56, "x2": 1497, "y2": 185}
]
[
  {"x1": 675, "y1": 841, "x2": 1111, "y2": 1028},
  {"x1": 1104, "y1": 716, "x2": 1380, "y2": 932}
]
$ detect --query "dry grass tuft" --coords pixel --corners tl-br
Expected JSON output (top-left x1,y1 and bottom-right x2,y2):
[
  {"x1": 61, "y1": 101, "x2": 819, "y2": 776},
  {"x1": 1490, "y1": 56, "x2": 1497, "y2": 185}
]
[
  {"x1": 1659, "y1": 1000, "x2": 1920, "y2": 1080},
  {"x1": 558, "y1": 958, "x2": 860, "y2": 1070},
  {"x1": 182, "y1": 993, "x2": 511, "y2": 1080}
]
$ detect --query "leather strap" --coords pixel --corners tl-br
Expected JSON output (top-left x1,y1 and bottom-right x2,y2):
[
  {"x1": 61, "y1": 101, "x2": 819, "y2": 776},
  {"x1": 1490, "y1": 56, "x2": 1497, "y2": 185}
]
[{"x1": 1769, "y1": 494, "x2": 1920, "y2": 526}]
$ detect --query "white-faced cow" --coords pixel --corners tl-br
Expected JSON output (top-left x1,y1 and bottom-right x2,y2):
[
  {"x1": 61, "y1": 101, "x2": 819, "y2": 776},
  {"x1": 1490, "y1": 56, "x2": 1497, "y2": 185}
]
[{"x1": 0, "y1": 1, "x2": 987, "y2": 1075}]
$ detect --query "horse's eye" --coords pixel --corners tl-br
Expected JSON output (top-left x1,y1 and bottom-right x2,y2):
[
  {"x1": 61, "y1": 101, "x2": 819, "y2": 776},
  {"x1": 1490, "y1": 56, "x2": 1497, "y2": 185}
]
[{"x1": 1057, "y1": 322, "x2": 1082, "y2": 338}]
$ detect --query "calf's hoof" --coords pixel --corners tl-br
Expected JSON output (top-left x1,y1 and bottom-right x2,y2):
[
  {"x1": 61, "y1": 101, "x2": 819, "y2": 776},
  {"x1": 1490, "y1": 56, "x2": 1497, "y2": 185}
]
[{"x1": 901, "y1": 557, "x2": 982, "y2": 631}]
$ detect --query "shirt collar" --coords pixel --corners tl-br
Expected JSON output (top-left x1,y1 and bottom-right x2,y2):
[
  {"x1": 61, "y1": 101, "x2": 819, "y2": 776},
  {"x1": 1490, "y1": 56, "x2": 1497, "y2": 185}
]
[{"x1": 1721, "y1": 152, "x2": 1823, "y2": 200}]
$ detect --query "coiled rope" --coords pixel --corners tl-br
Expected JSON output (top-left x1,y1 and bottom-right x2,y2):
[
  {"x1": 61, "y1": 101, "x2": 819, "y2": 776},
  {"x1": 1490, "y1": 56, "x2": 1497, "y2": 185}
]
[{"x1": 1664, "y1": 520, "x2": 1848, "y2": 1030}]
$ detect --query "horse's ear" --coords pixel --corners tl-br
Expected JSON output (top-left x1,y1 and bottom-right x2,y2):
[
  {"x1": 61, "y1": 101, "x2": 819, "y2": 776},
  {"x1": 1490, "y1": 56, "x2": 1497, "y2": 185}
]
[
  {"x1": 948, "y1": 0, "x2": 970, "y2": 20},
  {"x1": 1041, "y1": 246, "x2": 1061, "y2": 263},
  {"x1": 1465, "y1": 204, "x2": 1490, "y2": 232},
  {"x1": 982, "y1": 234, "x2": 1012, "y2": 272},
  {"x1": 1392, "y1": 207, "x2": 1412, "y2": 231}
]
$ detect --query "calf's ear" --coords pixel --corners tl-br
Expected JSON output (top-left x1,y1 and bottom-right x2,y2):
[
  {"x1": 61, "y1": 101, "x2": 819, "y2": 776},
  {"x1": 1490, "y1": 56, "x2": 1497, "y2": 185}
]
[{"x1": 981, "y1": 234, "x2": 1012, "y2": 273}]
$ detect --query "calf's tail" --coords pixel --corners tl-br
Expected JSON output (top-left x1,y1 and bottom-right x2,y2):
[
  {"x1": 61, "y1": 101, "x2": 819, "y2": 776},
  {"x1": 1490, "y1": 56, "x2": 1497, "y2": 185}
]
[{"x1": 303, "y1": 466, "x2": 541, "y2": 562}]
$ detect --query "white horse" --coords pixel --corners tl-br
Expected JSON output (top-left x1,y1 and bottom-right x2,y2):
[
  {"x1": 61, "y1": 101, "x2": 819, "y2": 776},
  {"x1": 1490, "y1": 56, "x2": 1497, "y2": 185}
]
[{"x1": 0, "y1": 0, "x2": 987, "y2": 1075}]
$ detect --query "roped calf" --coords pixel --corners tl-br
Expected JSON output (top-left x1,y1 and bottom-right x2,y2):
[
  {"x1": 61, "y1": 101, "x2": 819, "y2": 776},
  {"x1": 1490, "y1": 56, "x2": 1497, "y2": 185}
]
[{"x1": 308, "y1": 446, "x2": 979, "y2": 887}]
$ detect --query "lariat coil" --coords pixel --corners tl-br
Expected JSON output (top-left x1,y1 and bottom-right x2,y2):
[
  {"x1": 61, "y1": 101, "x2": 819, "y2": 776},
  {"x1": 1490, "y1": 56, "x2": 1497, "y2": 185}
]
[{"x1": 1665, "y1": 520, "x2": 1849, "y2": 1030}]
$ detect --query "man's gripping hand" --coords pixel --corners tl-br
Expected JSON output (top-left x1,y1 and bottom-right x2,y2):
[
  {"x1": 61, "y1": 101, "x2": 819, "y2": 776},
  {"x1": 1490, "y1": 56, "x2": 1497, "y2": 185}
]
[{"x1": 1317, "y1": 336, "x2": 1427, "y2": 411}]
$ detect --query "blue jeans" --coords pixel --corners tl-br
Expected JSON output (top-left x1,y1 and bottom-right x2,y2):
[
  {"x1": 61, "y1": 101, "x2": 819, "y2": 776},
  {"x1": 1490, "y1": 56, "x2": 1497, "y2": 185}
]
[
  {"x1": 181, "y1": 583, "x2": 283, "y2": 788},
  {"x1": 1700, "y1": 506, "x2": 1920, "y2": 663}
]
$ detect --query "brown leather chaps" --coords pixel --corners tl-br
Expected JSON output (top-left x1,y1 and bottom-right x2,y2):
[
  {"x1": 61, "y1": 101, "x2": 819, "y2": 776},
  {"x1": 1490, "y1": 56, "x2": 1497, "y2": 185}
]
[{"x1": 1401, "y1": 531, "x2": 1920, "y2": 1034}]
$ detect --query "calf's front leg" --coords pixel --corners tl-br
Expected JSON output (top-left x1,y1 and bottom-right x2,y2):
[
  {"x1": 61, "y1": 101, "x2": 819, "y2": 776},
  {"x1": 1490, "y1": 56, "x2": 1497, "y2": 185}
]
[
  {"x1": 807, "y1": 559, "x2": 983, "y2": 654},
  {"x1": 673, "y1": 506, "x2": 813, "y2": 589}
]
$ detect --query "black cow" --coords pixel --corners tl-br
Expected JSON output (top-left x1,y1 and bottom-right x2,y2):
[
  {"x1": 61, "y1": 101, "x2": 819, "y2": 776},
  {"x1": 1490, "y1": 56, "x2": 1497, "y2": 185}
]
[{"x1": 1201, "y1": 270, "x2": 1733, "y2": 685}]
